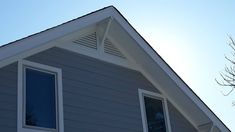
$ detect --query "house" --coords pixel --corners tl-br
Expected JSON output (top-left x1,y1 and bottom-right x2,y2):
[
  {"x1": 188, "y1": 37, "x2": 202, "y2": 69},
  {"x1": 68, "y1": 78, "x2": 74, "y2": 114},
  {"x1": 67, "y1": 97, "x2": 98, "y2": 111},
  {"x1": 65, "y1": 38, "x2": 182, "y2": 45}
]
[{"x1": 0, "y1": 6, "x2": 230, "y2": 132}]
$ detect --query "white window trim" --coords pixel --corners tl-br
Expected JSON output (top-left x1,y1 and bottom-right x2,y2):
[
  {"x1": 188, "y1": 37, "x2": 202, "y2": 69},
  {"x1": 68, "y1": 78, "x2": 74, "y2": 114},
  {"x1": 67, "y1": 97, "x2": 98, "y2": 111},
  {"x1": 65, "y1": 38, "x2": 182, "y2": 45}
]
[
  {"x1": 138, "y1": 89, "x2": 172, "y2": 132},
  {"x1": 17, "y1": 60, "x2": 64, "y2": 132}
]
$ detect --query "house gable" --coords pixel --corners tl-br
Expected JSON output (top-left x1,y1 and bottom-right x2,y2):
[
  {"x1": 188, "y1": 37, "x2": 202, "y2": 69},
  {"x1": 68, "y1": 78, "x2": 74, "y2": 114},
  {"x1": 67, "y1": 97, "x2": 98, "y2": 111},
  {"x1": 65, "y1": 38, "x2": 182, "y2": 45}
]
[{"x1": 0, "y1": 6, "x2": 230, "y2": 132}]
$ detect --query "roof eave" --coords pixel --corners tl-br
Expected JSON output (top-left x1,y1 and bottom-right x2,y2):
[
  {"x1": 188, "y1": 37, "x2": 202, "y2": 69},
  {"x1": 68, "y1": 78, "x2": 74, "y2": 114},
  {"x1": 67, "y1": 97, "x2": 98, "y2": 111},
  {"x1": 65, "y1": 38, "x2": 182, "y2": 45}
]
[{"x1": 0, "y1": 6, "x2": 230, "y2": 132}]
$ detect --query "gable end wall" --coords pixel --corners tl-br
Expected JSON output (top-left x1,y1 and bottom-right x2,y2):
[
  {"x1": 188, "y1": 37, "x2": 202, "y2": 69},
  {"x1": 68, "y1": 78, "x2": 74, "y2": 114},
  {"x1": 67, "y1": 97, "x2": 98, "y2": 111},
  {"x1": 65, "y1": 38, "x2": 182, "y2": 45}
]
[{"x1": 0, "y1": 47, "x2": 197, "y2": 132}]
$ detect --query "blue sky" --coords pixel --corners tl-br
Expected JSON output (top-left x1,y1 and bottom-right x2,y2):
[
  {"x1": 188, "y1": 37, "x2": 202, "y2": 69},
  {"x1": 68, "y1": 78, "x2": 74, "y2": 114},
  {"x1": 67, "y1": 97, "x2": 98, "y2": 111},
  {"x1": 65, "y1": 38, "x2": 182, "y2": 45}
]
[{"x1": 1, "y1": 0, "x2": 235, "y2": 130}]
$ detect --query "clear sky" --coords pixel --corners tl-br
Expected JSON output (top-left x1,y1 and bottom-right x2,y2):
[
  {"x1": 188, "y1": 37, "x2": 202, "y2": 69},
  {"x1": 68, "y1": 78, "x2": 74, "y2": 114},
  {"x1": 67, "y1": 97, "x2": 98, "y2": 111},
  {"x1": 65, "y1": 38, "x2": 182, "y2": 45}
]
[{"x1": 1, "y1": 0, "x2": 235, "y2": 131}]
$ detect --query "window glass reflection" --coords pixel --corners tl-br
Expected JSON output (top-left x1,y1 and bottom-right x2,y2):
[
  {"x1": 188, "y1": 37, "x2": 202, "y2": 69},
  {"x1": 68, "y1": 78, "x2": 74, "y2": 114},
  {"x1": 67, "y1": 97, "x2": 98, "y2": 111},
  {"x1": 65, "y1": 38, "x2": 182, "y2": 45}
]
[
  {"x1": 25, "y1": 68, "x2": 57, "y2": 129},
  {"x1": 144, "y1": 96, "x2": 166, "y2": 132}
]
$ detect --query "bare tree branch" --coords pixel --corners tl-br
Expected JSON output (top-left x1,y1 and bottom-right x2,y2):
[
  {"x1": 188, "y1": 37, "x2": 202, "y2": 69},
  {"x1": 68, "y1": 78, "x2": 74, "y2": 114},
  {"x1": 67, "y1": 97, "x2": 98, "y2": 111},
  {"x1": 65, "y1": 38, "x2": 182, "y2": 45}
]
[
  {"x1": 225, "y1": 56, "x2": 235, "y2": 64},
  {"x1": 216, "y1": 37, "x2": 235, "y2": 97}
]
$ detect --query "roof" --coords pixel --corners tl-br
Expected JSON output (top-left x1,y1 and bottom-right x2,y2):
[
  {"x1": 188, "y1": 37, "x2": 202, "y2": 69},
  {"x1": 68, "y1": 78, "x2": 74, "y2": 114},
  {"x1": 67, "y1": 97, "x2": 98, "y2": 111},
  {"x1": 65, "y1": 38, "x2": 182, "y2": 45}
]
[{"x1": 0, "y1": 6, "x2": 230, "y2": 131}]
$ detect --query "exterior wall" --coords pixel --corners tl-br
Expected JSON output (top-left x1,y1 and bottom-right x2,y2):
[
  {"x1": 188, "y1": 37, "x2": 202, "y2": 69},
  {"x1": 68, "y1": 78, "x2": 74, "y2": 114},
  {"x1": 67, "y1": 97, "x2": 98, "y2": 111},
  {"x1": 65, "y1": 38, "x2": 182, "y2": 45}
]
[
  {"x1": 26, "y1": 47, "x2": 159, "y2": 132},
  {"x1": 0, "y1": 63, "x2": 17, "y2": 132},
  {"x1": 0, "y1": 47, "x2": 197, "y2": 132},
  {"x1": 168, "y1": 101, "x2": 198, "y2": 132}
]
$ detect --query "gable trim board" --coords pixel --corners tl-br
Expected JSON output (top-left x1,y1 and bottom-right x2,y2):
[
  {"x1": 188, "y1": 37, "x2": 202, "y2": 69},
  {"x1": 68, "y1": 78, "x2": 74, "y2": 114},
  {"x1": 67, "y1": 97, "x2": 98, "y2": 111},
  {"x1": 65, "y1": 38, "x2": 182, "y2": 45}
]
[{"x1": 0, "y1": 6, "x2": 230, "y2": 132}]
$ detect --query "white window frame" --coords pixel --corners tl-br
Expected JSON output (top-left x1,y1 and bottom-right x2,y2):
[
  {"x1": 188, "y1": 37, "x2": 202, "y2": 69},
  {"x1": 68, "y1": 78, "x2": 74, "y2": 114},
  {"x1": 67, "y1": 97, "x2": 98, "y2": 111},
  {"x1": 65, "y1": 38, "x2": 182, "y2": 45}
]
[
  {"x1": 17, "y1": 60, "x2": 64, "y2": 132},
  {"x1": 138, "y1": 89, "x2": 172, "y2": 132}
]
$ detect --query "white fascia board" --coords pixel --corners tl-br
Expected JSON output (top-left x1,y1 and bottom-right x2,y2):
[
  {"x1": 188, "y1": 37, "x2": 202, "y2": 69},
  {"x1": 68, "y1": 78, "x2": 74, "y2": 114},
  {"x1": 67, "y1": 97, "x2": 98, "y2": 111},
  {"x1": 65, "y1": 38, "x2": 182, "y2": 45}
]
[
  {"x1": 57, "y1": 41, "x2": 134, "y2": 70},
  {"x1": 0, "y1": 7, "x2": 115, "y2": 69},
  {"x1": 0, "y1": 6, "x2": 228, "y2": 131},
  {"x1": 111, "y1": 7, "x2": 229, "y2": 131}
]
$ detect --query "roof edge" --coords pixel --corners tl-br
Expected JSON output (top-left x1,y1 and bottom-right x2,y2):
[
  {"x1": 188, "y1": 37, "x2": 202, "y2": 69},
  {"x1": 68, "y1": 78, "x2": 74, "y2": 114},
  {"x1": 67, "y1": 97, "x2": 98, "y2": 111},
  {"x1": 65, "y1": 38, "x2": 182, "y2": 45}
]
[
  {"x1": 0, "y1": 5, "x2": 114, "y2": 49},
  {"x1": 0, "y1": 5, "x2": 230, "y2": 131},
  {"x1": 110, "y1": 6, "x2": 230, "y2": 132}
]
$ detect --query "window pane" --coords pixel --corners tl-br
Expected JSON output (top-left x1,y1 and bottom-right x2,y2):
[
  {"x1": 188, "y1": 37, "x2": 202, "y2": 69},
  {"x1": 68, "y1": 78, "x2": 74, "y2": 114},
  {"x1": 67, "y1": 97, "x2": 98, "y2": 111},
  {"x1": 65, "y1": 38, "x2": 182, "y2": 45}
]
[
  {"x1": 144, "y1": 96, "x2": 166, "y2": 132},
  {"x1": 25, "y1": 68, "x2": 57, "y2": 129}
]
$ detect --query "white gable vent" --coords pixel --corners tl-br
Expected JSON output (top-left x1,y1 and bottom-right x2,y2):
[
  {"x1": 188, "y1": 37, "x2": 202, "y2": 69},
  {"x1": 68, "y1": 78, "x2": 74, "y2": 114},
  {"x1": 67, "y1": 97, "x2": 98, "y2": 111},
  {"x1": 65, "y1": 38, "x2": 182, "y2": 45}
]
[
  {"x1": 104, "y1": 38, "x2": 126, "y2": 59},
  {"x1": 73, "y1": 32, "x2": 97, "y2": 49}
]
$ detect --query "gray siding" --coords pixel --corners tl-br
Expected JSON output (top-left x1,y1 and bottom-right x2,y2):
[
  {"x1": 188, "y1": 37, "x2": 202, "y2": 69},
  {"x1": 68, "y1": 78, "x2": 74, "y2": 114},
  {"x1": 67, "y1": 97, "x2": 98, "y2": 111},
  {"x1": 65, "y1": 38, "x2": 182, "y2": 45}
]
[
  {"x1": 0, "y1": 47, "x2": 197, "y2": 132},
  {"x1": 0, "y1": 63, "x2": 17, "y2": 132},
  {"x1": 26, "y1": 47, "x2": 159, "y2": 132},
  {"x1": 168, "y1": 101, "x2": 198, "y2": 132}
]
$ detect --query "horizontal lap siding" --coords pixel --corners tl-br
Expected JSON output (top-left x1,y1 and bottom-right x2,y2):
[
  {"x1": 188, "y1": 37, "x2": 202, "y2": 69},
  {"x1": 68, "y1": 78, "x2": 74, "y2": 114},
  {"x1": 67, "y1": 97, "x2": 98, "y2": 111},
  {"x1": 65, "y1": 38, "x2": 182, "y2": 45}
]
[
  {"x1": 27, "y1": 47, "x2": 159, "y2": 132},
  {"x1": 0, "y1": 63, "x2": 17, "y2": 132},
  {"x1": 168, "y1": 101, "x2": 198, "y2": 132},
  {"x1": 0, "y1": 47, "x2": 197, "y2": 132}
]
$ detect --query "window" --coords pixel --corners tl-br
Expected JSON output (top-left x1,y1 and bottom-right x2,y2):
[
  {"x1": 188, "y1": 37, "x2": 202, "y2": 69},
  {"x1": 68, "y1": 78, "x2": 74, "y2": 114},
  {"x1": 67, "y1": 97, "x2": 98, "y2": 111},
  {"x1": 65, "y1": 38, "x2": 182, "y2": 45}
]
[
  {"x1": 18, "y1": 60, "x2": 64, "y2": 132},
  {"x1": 25, "y1": 68, "x2": 57, "y2": 129},
  {"x1": 138, "y1": 89, "x2": 171, "y2": 132}
]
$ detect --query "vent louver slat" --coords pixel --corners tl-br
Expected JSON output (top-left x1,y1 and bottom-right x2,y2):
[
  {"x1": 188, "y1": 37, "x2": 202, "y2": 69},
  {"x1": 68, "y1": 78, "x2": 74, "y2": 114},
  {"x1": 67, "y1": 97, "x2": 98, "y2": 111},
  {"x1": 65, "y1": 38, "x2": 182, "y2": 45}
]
[
  {"x1": 73, "y1": 32, "x2": 97, "y2": 49},
  {"x1": 104, "y1": 38, "x2": 126, "y2": 59}
]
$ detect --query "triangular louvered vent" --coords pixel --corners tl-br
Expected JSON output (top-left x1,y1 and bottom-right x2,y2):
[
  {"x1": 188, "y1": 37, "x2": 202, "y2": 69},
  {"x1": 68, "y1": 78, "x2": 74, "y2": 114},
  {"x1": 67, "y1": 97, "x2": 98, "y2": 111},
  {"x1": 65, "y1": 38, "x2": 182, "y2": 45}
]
[
  {"x1": 73, "y1": 32, "x2": 97, "y2": 49},
  {"x1": 104, "y1": 38, "x2": 125, "y2": 59}
]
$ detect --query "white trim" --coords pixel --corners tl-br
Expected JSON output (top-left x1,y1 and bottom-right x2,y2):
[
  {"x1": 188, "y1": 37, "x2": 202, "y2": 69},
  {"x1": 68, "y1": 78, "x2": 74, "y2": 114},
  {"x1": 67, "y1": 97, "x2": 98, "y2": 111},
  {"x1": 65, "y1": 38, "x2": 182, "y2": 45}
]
[
  {"x1": 100, "y1": 17, "x2": 113, "y2": 48},
  {"x1": 17, "y1": 60, "x2": 64, "y2": 132},
  {"x1": 0, "y1": 41, "x2": 58, "y2": 69},
  {"x1": 138, "y1": 89, "x2": 172, "y2": 132},
  {"x1": 0, "y1": 7, "x2": 115, "y2": 69},
  {"x1": 57, "y1": 41, "x2": 135, "y2": 69},
  {"x1": 55, "y1": 18, "x2": 137, "y2": 70},
  {"x1": 138, "y1": 69, "x2": 199, "y2": 130},
  {"x1": 55, "y1": 21, "x2": 137, "y2": 70},
  {"x1": 107, "y1": 31, "x2": 198, "y2": 129},
  {"x1": 112, "y1": 8, "x2": 229, "y2": 131},
  {"x1": 210, "y1": 125, "x2": 214, "y2": 132},
  {"x1": 0, "y1": 6, "x2": 228, "y2": 131}
]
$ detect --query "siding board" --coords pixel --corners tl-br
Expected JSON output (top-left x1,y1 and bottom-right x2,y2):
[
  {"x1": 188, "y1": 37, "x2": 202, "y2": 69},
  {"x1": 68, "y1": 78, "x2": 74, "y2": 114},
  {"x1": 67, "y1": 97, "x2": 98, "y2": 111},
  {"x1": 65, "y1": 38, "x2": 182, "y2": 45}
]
[
  {"x1": 4, "y1": 47, "x2": 196, "y2": 132},
  {"x1": 168, "y1": 101, "x2": 198, "y2": 132},
  {"x1": 63, "y1": 82, "x2": 139, "y2": 105},
  {"x1": 0, "y1": 47, "x2": 197, "y2": 132},
  {"x1": 63, "y1": 92, "x2": 140, "y2": 115},
  {"x1": 0, "y1": 63, "x2": 17, "y2": 132},
  {"x1": 0, "y1": 80, "x2": 17, "y2": 88},
  {"x1": 64, "y1": 111, "x2": 141, "y2": 129},
  {"x1": 0, "y1": 48, "x2": 196, "y2": 132},
  {"x1": 29, "y1": 48, "x2": 151, "y2": 83},
  {"x1": 64, "y1": 104, "x2": 141, "y2": 120},
  {"x1": 26, "y1": 47, "x2": 158, "y2": 132},
  {"x1": 31, "y1": 56, "x2": 154, "y2": 88}
]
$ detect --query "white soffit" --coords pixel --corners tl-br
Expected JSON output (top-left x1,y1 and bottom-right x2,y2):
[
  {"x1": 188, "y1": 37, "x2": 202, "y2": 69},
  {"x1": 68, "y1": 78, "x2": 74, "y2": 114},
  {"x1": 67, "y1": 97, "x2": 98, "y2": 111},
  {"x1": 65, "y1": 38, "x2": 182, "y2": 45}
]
[
  {"x1": 108, "y1": 10, "x2": 229, "y2": 131},
  {"x1": 56, "y1": 19, "x2": 133, "y2": 69},
  {"x1": 0, "y1": 7, "x2": 116, "y2": 68},
  {"x1": 0, "y1": 6, "x2": 230, "y2": 132}
]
